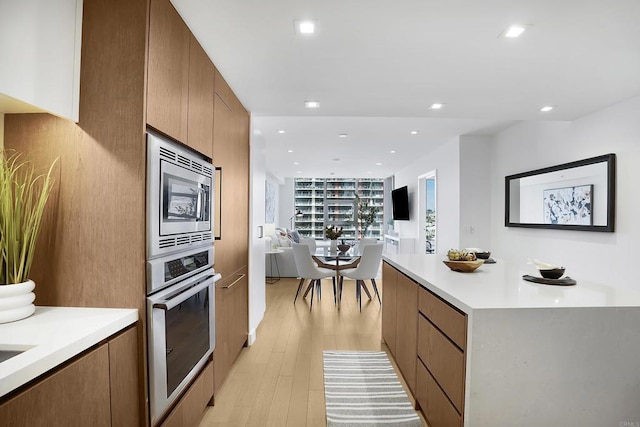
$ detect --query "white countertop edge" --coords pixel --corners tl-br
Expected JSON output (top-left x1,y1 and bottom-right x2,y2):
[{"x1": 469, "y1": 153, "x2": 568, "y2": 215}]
[
  {"x1": 383, "y1": 256, "x2": 474, "y2": 313},
  {"x1": 0, "y1": 307, "x2": 138, "y2": 398}
]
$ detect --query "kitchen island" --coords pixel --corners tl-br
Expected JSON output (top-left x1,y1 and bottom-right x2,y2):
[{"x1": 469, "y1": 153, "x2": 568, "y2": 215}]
[{"x1": 382, "y1": 254, "x2": 640, "y2": 427}]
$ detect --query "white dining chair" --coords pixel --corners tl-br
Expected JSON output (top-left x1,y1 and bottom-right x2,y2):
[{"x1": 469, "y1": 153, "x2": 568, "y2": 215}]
[
  {"x1": 299, "y1": 237, "x2": 317, "y2": 254},
  {"x1": 357, "y1": 238, "x2": 377, "y2": 250},
  {"x1": 291, "y1": 242, "x2": 335, "y2": 310},
  {"x1": 339, "y1": 242, "x2": 384, "y2": 311}
]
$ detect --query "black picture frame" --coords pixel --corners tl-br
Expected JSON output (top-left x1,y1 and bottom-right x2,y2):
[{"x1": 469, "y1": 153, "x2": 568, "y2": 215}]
[{"x1": 505, "y1": 153, "x2": 615, "y2": 232}]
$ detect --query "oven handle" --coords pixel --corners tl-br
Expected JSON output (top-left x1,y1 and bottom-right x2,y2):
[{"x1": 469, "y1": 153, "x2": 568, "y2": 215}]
[{"x1": 153, "y1": 273, "x2": 221, "y2": 310}]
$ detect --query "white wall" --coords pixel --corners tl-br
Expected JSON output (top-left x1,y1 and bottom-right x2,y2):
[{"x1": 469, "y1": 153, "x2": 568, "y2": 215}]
[
  {"x1": 394, "y1": 138, "x2": 461, "y2": 254},
  {"x1": 488, "y1": 96, "x2": 640, "y2": 290},
  {"x1": 459, "y1": 135, "x2": 492, "y2": 249},
  {"x1": 248, "y1": 129, "x2": 266, "y2": 344},
  {"x1": 278, "y1": 178, "x2": 295, "y2": 228}
]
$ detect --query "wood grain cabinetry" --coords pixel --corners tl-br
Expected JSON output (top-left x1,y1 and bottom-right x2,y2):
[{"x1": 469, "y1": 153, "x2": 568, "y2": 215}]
[
  {"x1": 381, "y1": 262, "x2": 398, "y2": 354},
  {"x1": 212, "y1": 69, "x2": 250, "y2": 392},
  {"x1": 160, "y1": 361, "x2": 214, "y2": 427},
  {"x1": 381, "y1": 261, "x2": 417, "y2": 393},
  {"x1": 416, "y1": 285, "x2": 467, "y2": 427},
  {"x1": 147, "y1": 0, "x2": 215, "y2": 158},
  {"x1": 0, "y1": 326, "x2": 139, "y2": 426},
  {"x1": 214, "y1": 268, "x2": 249, "y2": 391}
]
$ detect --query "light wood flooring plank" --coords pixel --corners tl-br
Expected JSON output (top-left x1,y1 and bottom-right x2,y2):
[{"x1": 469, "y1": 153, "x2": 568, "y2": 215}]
[{"x1": 199, "y1": 277, "x2": 426, "y2": 427}]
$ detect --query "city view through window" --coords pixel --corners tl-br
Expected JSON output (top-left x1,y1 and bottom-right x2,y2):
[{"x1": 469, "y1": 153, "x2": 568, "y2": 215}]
[{"x1": 293, "y1": 178, "x2": 384, "y2": 240}]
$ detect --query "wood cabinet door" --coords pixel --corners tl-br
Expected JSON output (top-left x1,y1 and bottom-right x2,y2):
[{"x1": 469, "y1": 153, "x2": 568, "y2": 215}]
[
  {"x1": 214, "y1": 278, "x2": 230, "y2": 392},
  {"x1": 395, "y1": 271, "x2": 418, "y2": 393},
  {"x1": 147, "y1": 0, "x2": 189, "y2": 142},
  {"x1": 187, "y1": 34, "x2": 214, "y2": 158},
  {"x1": 0, "y1": 345, "x2": 111, "y2": 426},
  {"x1": 108, "y1": 326, "x2": 140, "y2": 426},
  {"x1": 382, "y1": 261, "x2": 398, "y2": 355}
]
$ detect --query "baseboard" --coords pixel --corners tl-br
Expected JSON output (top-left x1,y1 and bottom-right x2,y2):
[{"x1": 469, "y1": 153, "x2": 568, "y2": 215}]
[{"x1": 247, "y1": 328, "x2": 257, "y2": 346}]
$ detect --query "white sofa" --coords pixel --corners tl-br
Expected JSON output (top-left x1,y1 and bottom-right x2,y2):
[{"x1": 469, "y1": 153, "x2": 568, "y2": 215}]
[{"x1": 265, "y1": 229, "x2": 325, "y2": 278}]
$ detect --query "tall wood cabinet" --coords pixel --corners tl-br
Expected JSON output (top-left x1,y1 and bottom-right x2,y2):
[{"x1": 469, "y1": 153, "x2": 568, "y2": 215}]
[
  {"x1": 212, "y1": 70, "x2": 250, "y2": 392},
  {"x1": 147, "y1": 0, "x2": 214, "y2": 159}
]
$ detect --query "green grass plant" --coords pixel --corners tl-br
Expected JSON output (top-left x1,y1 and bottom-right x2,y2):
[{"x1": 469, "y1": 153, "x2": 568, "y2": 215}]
[{"x1": 0, "y1": 151, "x2": 56, "y2": 285}]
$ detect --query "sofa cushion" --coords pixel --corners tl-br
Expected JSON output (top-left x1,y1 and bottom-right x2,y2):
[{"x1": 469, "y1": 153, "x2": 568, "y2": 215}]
[{"x1": 287, "y1": 229, "x2": 301, "y2": 243}]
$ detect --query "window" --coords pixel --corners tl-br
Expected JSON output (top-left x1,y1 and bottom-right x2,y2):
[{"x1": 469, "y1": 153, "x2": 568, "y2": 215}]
[{"x1": 294, "y1": 178, "x2": 384, "y2": 240}]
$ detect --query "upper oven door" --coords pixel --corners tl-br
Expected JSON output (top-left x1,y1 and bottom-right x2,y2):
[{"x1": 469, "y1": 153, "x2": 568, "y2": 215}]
[{"x1": 160, "y1": 160, "x2": 212, "y2": 235}]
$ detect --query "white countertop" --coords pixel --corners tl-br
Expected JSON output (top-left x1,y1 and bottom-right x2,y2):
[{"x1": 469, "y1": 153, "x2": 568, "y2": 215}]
[
  {"x1": 383, "y1": 254, "x2": 640, "y2": 312},
  {"x1": 0, "y1": 306, "x2": 138, "y2": 398}
]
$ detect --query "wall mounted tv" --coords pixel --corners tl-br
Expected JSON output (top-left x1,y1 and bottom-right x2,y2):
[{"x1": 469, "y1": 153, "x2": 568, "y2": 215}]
[{"x1": 392, "y1": 186, "x2": 410, "y2": 220}]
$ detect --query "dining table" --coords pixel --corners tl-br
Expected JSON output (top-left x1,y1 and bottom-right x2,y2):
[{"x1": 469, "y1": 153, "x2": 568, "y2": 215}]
[{"x1": 312, "y1": 245, "x2": 361, "y2": 309}]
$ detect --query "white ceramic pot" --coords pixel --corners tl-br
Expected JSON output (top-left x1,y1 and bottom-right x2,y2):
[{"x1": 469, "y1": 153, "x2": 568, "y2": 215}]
[
  {"x1": 330, "y1": 240, "x2": 338, "y2": 252},
  {"x1": 0, "y1": 280, "x2": 36, "y2": 323}
]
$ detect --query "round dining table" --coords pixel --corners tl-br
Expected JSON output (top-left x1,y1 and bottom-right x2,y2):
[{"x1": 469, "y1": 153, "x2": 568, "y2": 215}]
[{"x1": 311, "y1": 246, "x2": 361, "y2": 309}]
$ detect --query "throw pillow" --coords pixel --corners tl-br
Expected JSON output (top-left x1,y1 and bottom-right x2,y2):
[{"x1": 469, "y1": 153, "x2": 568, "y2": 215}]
[{"x1": 286, "y1": 228, "x2": 301, "y2": 243}]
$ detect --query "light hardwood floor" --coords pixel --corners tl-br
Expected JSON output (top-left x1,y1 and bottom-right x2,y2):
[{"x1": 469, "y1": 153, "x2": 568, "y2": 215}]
[{"x1": 200, "y1": 277, "x2": 426, "y2": 427}]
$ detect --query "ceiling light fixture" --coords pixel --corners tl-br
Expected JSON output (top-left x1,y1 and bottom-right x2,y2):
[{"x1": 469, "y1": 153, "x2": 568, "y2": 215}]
[
  {"x1": 429, "y1": 103, "x2": 444, "y2": 110},
  {"x1": 338, "y1": 133, "x2": 348, "y2": 138},
  {"x1": 288, "y1": 149, "x2": 293, "y2": 153},
  {"x1": 295, "y1": 20, "x2": 316, "y2": 35},
  {"x1": 297, "y1": 170, "x2": 302, "y2": 174},
  {"x1": 390, "y1": 150, "x2": 396, "y2": 154},
  {"x1": 293, "y1": 162, "x2": 299, "y2": 165},
  {"x1": 278, "y1": 130, "x2": 286, "y2": 134},
  {"x1": 375, "y1": 162, "x2": 382, "y2": 166},
  {"x1": 410, "y1": 130, "x2": 419, "y2": 135},
  {"x1": 304, "y1": 101, "x2": 320, "y2": 109},
  {"x1": 504, "y1": 25, "x2": 526, "y2": 38},
  {"x1": 540, "y1": 106, "x2": 554, "y2": 112}
]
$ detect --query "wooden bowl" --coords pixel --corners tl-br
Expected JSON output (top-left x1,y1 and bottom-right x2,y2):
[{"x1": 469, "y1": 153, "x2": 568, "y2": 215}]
[
  {"x1": 337, "y1": 244, "x2": 351, "y2": 252},
  {"x1": 443, "y1": 260, "x2": 484, "y2": 273}
]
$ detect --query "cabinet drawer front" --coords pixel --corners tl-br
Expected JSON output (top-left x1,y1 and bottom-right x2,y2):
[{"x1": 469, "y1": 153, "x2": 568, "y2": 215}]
[
  {"x1": 418, "y1": 315, "x2": 465, "y2": 412},
  {"x1": 416, "y1": 360, "x2": 462, "y2": 427},
  {"x1": 418, "y1": 285, "x2": 466, "y2": 349}
]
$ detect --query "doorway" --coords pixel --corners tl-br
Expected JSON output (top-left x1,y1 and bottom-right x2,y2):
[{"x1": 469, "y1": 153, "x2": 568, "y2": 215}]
[{"x1": 418, "y1": 171, "x2": 436, "y2": 254}]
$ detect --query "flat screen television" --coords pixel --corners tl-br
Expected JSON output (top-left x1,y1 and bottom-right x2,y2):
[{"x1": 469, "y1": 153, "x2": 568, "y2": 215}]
[{"x1": 392, "y1": 186, "x2": 410, "y2": 220}]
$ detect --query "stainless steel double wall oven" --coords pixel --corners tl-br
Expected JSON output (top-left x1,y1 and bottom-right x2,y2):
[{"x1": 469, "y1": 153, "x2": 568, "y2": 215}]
[{"x1": 145, "y1": 131, "x2": 219, "y2": 425}]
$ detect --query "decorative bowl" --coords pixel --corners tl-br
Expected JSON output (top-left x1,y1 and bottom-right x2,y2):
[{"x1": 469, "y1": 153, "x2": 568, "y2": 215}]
[
  {"x1": 338, "y1": 244, "x2": 351, "y2": 252},
  {"x1": 443, "y1": 260, "x2": 484, "y2": 273},
  {"x1": 539, "y1": 267, "x2": 565, "y2": 279}
]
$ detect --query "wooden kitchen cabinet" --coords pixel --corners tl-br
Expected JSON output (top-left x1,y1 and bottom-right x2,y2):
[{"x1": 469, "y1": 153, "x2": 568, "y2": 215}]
[
  {"x1": 147, "y1": 0, "x2": 215, "y2": 158},
  {"x1": 0, "y1": 326, "x2": 139, "y2": 426},
  {"x1": 395, "y1": 270, "x2": 418, "y2": 394},
  {"x1": 381, "y1": 261, "x2": 398, "y2": 354},
  {"x1": 214, "y1": 268, "x2": 249, "y2": 391},
  {"x1": 211, "y1": 68, "x2": 250, "y2": 392},
  {"x1": 147, "y1": 0, "x2": 190, "y2": 143},
  {"x1": 382, "y1": 261, "x2": 417, "y2": 393},
  {"x1": 416, "y1": 284, "x2": 467, "y2": 426}
]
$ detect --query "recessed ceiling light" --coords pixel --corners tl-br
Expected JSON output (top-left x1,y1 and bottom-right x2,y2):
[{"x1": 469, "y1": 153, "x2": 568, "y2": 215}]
[
  {"x1": 390, "y1": 150, "x2": 396, "y2": 154},
  {"x1": 305, "y1": 101, "x2": 320, "y2": 109},
  {"x1": 288, "y1": 149, "x2": 294, "y2": 153},
  {"x1": 332, "y1": 158, "x2": 341, "y2": 162},
  {"x1": 293, "y1": 162, "x2": 299, "y2": 165},
  {"x1": 367, "y1": 171, "x2": 372, "y2": 174},
  {"x1": 410, "y1": 130, "x2": 419, "y2": 135},
  {"x1": 540, "y1": 106, "x2": 554, "y2": 112},
  {"x1": 375, "y1": 162, "x2": 382, "y2": 166},
  {"x1": 429, "y1": 103, "x2": 444, "y2": 110},
  {"x1": 295, "y1": 20, "x2": 316, "y2": 35},
  {"x1": 297, "y1": 170, "x2": 302, "y2": 174},
  {"x1": 504, "y1": 25, "x2": 526, "y2": 38},
  {"x1": 338, "y1": 133, "x2": 348, "y2": 138},
  {"x1": 278, "y1": 130, "x2": 286, "y2": 134}
]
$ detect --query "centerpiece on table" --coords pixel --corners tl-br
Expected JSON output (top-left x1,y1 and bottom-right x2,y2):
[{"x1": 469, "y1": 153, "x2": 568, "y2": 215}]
[
  {"x1": 0, "y1": 151, "x2": 56, "y2": 323},
  {"x1": 325, "y1": 225, "x2": 343, "y2": 252}
]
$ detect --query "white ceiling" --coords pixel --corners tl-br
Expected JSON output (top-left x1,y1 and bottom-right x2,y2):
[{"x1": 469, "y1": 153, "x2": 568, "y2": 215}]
[{"x1": 171, "y1": 0, "x2": 640, "y2": 179}]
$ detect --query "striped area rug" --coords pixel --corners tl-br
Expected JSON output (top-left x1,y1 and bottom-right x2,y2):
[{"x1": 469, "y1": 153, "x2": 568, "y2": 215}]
[{"x1": 323, "y1": 351, "x2": 422, "y2": 426}]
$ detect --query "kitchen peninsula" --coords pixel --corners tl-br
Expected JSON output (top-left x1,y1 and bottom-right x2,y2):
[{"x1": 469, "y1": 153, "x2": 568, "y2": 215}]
[{"x1": 382, "y1": 254, "x2": 640, "y2": 427}]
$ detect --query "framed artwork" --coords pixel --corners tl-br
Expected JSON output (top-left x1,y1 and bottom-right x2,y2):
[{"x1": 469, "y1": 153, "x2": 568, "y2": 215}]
[{"x1": 543, "y1": 184, "x2": 593, "y2": 225}]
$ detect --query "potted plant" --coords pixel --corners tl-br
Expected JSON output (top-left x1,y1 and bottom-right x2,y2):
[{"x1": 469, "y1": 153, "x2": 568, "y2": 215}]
[
  {"x1": 356, "y1": 195, "x2": 380, "y2": 238},
  {"x1": 0, "y1": 151, "x2": 56, "y2": 323}
]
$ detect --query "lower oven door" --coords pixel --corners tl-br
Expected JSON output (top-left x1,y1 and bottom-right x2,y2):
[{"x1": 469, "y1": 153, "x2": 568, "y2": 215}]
[{"x1": 147, "y1": 269, "x2": 220, "y2": 425}]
